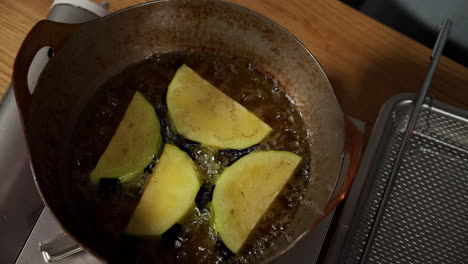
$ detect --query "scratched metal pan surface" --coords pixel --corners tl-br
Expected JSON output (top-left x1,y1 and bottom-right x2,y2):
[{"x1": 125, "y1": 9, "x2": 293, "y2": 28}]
[{"x1": 340, "y1": 93, "x2": 468, "y2": 264}]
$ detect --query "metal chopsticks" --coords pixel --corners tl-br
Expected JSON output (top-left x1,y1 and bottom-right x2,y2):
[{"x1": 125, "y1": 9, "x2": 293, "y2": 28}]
[{"x1": 359, "y1": 19, "x2": 451, "y2": 264}]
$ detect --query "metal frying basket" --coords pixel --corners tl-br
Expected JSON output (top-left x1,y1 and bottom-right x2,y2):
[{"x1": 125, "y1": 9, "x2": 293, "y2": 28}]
[{"x1": 342, "y1": 96, "x2": 468, "y2": 263}]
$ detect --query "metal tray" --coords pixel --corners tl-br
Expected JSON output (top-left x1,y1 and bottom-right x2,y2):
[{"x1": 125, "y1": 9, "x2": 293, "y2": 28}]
[{"x1": 324, "y1": 93, "x2": 468, "y2": 264}]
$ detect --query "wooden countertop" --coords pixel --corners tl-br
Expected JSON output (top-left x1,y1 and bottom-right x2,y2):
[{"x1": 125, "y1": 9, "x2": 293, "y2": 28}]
[{"x1": 1, "y1": 0, "x2": 467, "y2": 125}]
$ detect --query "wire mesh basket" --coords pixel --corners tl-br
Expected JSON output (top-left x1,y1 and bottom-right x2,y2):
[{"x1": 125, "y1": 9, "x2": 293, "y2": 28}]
[{"x1": 341, "y1": 95, "x2": 468, "y2": 264}]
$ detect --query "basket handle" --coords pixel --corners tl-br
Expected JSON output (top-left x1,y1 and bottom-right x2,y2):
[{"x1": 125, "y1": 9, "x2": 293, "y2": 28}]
[{"x1": 12, "y1": 20, "x2": 81, "y2": 131}]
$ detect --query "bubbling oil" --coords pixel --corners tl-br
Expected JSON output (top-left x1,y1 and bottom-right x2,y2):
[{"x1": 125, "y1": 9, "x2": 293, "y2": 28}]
[{"x1": 69, "y1": 51, "x2": 312, "y2": 263}]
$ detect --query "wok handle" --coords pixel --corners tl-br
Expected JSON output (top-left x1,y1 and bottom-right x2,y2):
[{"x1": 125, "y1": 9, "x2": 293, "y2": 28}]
[
  {"x1": 324, "y1": 118, "x2": 364, "y2": 214},
  {"x1": 12, "y1": 20, "x2": 81, "y2": 131}
]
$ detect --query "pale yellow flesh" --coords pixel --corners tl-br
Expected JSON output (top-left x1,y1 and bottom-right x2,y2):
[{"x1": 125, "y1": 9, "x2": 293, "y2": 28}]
[
  {"x1": 212, "y1": 151, "x2": 302, "y2": 253},
  {"x1": 90, "y1": 91, "x2": 162, "y2": 183},
  {"x1": 125, "y1": 144, "x2": 201, "y2": 236},
  {"x1": 167, "y1": 64, "x2": 272, "y2": 149}
]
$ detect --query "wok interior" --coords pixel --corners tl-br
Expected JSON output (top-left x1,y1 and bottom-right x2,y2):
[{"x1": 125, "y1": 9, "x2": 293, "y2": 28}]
[{"x1": 27, "y1": 0, "x2": 344, "y2": 262}]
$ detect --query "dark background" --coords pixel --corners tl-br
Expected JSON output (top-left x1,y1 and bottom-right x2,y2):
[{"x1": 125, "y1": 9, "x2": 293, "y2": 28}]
[{"x1": 341, "y1": 0, "x2": 468, "y2": 67}]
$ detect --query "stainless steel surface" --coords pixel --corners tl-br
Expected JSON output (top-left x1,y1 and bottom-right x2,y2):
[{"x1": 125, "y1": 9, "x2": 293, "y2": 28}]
[
  {"x1": 358, "y1": 19, "x2": 451, "y2": 263},
  {"x1": 0, "y1": 1, "x2": 108, "y2": 263},
  {"x1": 40, "y1": 233, "x2": 83, "y2": 262},
  {"x1": 15, "y1": 208, "x2": 101, "y2": 264},
  {"x1": 0, "y1": 86, "x2": 43, "y2": 264},
  {"x1": 332, "y1": 93, "x2": 468, "y2": 263}
]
